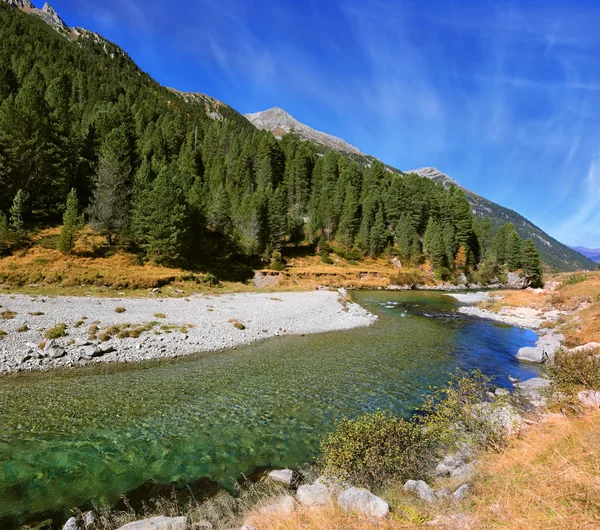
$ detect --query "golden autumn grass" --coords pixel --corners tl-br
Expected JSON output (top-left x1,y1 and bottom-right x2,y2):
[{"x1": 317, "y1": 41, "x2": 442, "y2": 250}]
[{"x1": 0, "y1": 227, "x2": 433, "y2": 296}]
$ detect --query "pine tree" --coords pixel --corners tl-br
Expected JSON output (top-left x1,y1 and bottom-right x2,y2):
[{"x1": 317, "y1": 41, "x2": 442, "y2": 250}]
[
  {"x1": 507, "y1": 229, "x2": 523, "y2": 271},
  {"x1": 336, "y1": 184, "x2": 359, "y2": 248},
  {"x1": 395, "y1": 213, "x2": 419, "y2": 263},
  {"x1": 0, "y1": 211, "x2": 8, "y2": 253},
  {"x1": 131, "y1": 168, "x2": 190, "y2": 265},
  {"x1": 9, "y1": 189, "x2": 24, "y2": 236},
  {"x1": 442, "y1": 224, "x2": 457, "y2": 269},
  {"x1": 450, "y1": 187, "x2": 474, "y2": 262},
  {"x1": 480, "y1": 216, "x2": 493, "y2": 257},
  {"x1": 87, "y1": 128, "x2": 131, "y2": 245},
  {"x1": 369, "y1": 205, "x2": 387, "y2": 256},
  {"x1": 428, "y1": 223, "x2": 446, "y2": 272},
  {"x1": 58, "y1": 188, "x2": 84, "y2": 254},
  {"x1": 268, "y1": 186, "x2": 287, "y2": 251},
  {"x1": 522, "y1": 239, "x2": 543, "y2": 287}
]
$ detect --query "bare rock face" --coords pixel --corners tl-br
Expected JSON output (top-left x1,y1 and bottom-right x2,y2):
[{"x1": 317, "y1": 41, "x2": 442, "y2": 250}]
[
  {"x1": 38, "y1": 2, "x2": 69, "y2": 32},
  {"x1": 245, "y1": 107, "x2": 361, "y2": 155},
  {"x1": 5, "y1": 0, "x2": 34, "y2": 8}
]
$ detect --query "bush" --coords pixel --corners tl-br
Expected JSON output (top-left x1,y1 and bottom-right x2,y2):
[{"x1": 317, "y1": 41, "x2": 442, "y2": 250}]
[
  {"x1": 45, "y1": 323, "x2": 67, "y2": 339},
  {"x1": 115, "y1": 306, "x2": 126, "y2": 313},
  {"x1": 320, "y1": 411, "x2": 433, "y2": 489},
  {"x1": 562, "y1": 273, "x2": 587, "y2": 287},
  {"x1": 545, "y1": 348, "x2": 600, "y2": 393}
]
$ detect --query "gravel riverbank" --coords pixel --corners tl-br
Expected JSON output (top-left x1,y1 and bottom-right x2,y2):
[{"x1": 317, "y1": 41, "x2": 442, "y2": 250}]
[{"x1": 0, "y1": 290, "x2": 377, "y2": 375}]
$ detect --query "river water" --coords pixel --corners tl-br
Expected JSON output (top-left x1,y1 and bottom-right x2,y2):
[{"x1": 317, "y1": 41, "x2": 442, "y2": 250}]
[{"x1": 0, "y1": 291, "x2": 538, "y2": 527}]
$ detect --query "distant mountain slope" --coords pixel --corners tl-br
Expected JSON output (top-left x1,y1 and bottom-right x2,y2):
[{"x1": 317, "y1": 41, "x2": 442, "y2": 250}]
[
  {"x1": 569, "y1": 246, "x2": 600, "y2": 263},
  {"x1": 407, "y1": 167, "x2": 597, "y2": 271},
  {"x1": 245, "y1": 107, "x2": 362, "y2": 155}
]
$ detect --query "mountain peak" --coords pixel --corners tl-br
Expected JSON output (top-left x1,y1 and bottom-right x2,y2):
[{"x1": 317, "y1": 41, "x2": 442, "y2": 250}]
[
  {"x1": 406, "y1": 167, "x2": 459, "y2": 188},
  {"x1": 245, "y1": 107, "x2": 361, "y2": 155},
  {"x1": 2, "y1": 0, "x2": 69, "y2": 32}
]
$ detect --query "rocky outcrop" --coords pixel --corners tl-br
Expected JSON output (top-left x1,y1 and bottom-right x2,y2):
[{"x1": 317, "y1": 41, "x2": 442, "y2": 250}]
[
  {"x1": 514, "y1": 377, "x2": 551, "y2": 408},
  {"x1": 516, "y1": 332, "x2": 563, "y2": 363},
  {"x1": 116, "y1": 516, "x2": 187, "y2": 530},
  {"x1": 258, "y1": 494, "x2": 296, "y2": 516},
  {"x1": 338, "y1": 487, "x2": 390, "y2": 518}
]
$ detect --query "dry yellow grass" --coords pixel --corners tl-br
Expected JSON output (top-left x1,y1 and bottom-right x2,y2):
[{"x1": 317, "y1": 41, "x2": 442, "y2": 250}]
[{"x1": 465, "y1": 411, "x2": 600, "y2": 529}]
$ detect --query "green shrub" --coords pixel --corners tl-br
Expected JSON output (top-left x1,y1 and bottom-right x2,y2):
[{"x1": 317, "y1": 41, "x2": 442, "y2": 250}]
[
  {"x1": 45, "y1": 323, "x2": 67, "y2": 339},
  {"x1": 419, "y1": 370, "x2": 506, "y2": 451},
  {"x1": 115, "y1": 306, "x2": 126, "y2": 313},
  {"x1": 16, "y1": 324, "x2": 28, "y2": 332},
  {"x1": 562, "y1": 273, "x2": 587, "y2": 287},
  {"x1": 320, "y1": 254, "x2": 334, "y2": 265},
  {"x1": 1, "y1": 309, "x2": 16, "y2": 320},
  {"x1": 545, "y1": 348, "x2": 600, "y2": 393},
  {"x1": 0, "y1": 330, "x2": 6, "y2": 339},
  {"x1": 320, "y1": 411, "x2": 432, "y2": 489}
]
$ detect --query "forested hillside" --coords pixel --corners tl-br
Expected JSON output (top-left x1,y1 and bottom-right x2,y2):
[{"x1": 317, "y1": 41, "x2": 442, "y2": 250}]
[{"x1": 0, "y1": 2, "x2": 543, "y2": 285}]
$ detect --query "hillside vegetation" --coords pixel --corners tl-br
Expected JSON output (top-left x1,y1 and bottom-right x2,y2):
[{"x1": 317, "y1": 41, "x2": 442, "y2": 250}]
[{"x1": 0, "y1": 2, "x2": 548, "y2": 286}]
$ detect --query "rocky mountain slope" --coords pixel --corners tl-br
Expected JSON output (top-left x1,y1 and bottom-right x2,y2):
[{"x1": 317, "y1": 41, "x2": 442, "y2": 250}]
[
  {"x1": 245, "y1": 107, "x2": 362, "y2": 155},
  {"x1": 408, "y1": 167, "x2": 597, "y2": 271},
  {"x1": 569, "y1": 246, "x2": 600, "y2": 263}
]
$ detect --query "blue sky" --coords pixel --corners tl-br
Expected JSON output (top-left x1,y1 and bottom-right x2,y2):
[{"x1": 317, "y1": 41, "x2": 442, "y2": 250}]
[{"x1": 47, "y1": 0, "x2": 600, "y2": 247}]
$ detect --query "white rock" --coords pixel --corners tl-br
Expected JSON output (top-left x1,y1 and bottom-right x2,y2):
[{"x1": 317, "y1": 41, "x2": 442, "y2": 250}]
[
  {"x1": 570, "y1": 342, "x2": 600, "y2": 353},
  {"x1": 296, "y1": 483, "x2": 329, "y2": 507},
  {"x1": 578, "y1": 390, "x2": 600, "y2": 407},
  {"x1": 116, "y1": 516, "x2": 187, "y2": 530},
  {"x1": 62, "y1": 517, "x2": 79, "y2": 530},
  {"x1": 516, "y1": 346, "x2": 546, "y2": 363},
  {"x1": 338, "y1": 487, "x2": 390, "y2": 517},
  {"x1": 267, "y1": 468, "x2": 294, "y2": 485},
  {"x1": 453, "y1": 484, "x2": 471, "y2": 500},
  {"x1": 403, "y1": 480, "x2": 438, "y2": 503},
  {"x1": 82, "y1": 511, "x2": 95, "y2": 529}
]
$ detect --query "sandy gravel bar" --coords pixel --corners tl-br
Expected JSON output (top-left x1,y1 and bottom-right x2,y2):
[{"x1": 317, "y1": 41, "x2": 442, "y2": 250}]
[{"x1": 0, "y1": 290, "x2": 377, "y2": 375}]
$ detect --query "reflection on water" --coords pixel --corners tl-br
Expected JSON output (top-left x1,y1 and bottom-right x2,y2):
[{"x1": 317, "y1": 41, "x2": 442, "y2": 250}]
[{"x1": 0, "y1": 291, "x2": 538, "y2": 527}]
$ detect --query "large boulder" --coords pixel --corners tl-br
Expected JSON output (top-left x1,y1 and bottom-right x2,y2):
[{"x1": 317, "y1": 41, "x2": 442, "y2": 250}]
[
  {"x1": 403, "y1": 480, "x2": 438, "y2": 503},
  {"x1": 338, "y1": 487, "x2": 390, "y2": 518},
  {"x1": 516, "y1": 346, "x2": 546, "y2": 363},
  {"x1": 578, "y1": 390, "x2": 600, "y2": 407},
  {"x1": 267, "y1": 468, "x2": 294, "y2": 485},
  {"x1": 570, "y1": 342, "x2": 600, "y2": 354},
  {"x1": 505, "y1": 272, "x2": 527, "y2": 289},
  {"x1": 514, "y1": 377, "x2": 551, "y2": 408},
  {"x1": 296, "y1": 483, "x2": 329, "y2": 507},
  {"x1": 116, "y1": 516, "x2": 187, "y2": 530}
]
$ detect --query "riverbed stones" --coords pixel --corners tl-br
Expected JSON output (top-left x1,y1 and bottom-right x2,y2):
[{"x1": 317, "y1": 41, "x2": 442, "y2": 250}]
[
  {"x1": 514, "y1": 377, "x2": 551, "y2": 408},
  {"x1": 403, "y1": 480, "x2": 438, "y2": 503},
  {"x1": 296, "y1": 483, "x2": 329, "y2": 507},
  {"x1": 116, "y1": 516, "x2": 187, "y2": 530},
  {"x1": 577, "y1": 390, "x2": 600, "y2": 407},
  {"x1": 338, "y1": 487, "x2": 390, "y2": 517},
  {"x1": 267, "y1": 468, "x2": 294, "y2": 485},
  {"x1": 516, "y1": 346, "x2": 546, "y2": 363}
]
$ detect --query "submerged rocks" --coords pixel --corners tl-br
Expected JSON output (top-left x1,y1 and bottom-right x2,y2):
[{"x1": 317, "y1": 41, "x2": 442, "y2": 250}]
[
  {"x1": 116, "y1": 516, "x2": 187, "y2": 530},
  {"x1": 403, "y1": 480, "x2": 438, "y2": 503},
  {"x1": 338, "y1": 487, "x2": 390, "y2": 517}
]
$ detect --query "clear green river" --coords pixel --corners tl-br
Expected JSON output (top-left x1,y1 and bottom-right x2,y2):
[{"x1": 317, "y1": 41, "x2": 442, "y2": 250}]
[{"x1": 0, "y1": 291, "x2": 538, "y2": 528}]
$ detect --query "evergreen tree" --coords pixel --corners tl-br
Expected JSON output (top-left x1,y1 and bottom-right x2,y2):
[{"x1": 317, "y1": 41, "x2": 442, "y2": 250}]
[
  {"x1": 395, "y1": 213, "x2": 419, "y2": 263},
  {"x1": 428, "y1": 222, "x2": 446, "y2": 271},
  {"x1": 369, "y1": 205, "x2": 387, "y2": 256},
  {"x1": 9, "y1": 189, "x2": 24, "y2": 236},
  {"x1": 336, "y1": 184, "x2": 360, "y2": 248},
  {"x1": 450, "y1": 187, "x2": 474, "y2": 262},
  {"x1": 442, "y1": 224, "x2": 457, "y2": 269},
  {"x1": 0, "y1": 211, "x2": 8, "y2": 253},
  {"x1": 58, "y1": 188, "x2": 84, "y2": 254},
  {"x1": 507, "y1": 229, "x2": 523, "y2": 270},
  {"x1": 87, "y1": 128, "x2": 131, "y2": 245},
  {"x1": 268, "y1": 186, "x2": 287, "y2": 251},
  {"x1": 522, "y1": 239, "x2": 543, "y2": 287},
  {"x1": 480, "y1": 216, "x2": 493, "y2": 257},
  {"x1": 131, "y1": 168, "x2": 190, "y2": 265}
]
